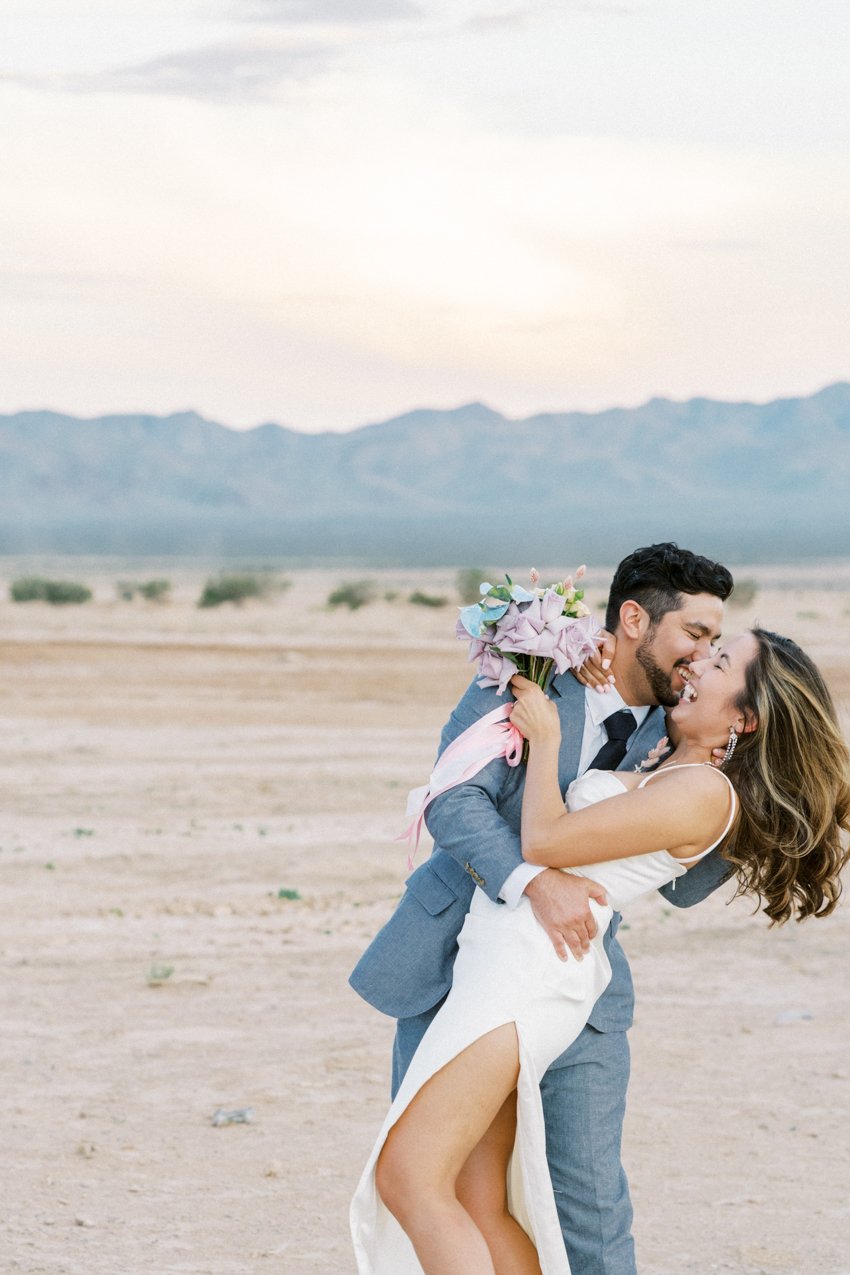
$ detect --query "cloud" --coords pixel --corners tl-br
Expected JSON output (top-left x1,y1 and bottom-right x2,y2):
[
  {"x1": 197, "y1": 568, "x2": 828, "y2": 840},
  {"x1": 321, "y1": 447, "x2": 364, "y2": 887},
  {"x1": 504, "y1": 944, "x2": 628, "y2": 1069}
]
[
  {"x1": 2, "y1": 41, "x2": 329, "y2": 102},
  {"x1": 460, "y1": 3, "x2": 638, "y2": 37},
  {"x1": 462, "y1": 9, "x2": 545, "y2": 33},
  {"x1": 239, "y1": 0, "x2": 424, "y2": 23},
  {"x1": 674, "y1": 238, "x2": 761, "y2": 254}
]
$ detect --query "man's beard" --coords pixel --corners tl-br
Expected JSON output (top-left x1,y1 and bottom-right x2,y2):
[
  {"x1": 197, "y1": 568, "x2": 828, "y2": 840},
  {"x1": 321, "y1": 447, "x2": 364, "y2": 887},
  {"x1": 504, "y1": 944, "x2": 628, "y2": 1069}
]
[{"x1": 635, "y1": 634, "x2": 682, "y2": 708}]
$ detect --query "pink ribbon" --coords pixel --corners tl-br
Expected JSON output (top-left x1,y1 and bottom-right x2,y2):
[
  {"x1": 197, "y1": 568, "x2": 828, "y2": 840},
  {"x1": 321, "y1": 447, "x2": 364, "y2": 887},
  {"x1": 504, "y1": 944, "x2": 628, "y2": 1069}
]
[{"x1": 397, "y1": 702, "x2": 524, "y2": 868}]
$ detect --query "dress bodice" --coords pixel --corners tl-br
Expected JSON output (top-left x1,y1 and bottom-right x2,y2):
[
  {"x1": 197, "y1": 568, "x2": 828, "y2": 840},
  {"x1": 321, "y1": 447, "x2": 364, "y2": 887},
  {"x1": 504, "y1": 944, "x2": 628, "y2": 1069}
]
[{"x1": 563, "y1": 767, "x2": 734, "y2": 910}]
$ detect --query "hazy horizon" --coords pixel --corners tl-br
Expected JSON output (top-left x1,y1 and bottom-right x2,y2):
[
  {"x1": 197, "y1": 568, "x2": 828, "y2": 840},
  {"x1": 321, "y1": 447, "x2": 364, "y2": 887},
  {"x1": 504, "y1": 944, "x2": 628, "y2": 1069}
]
[{"x1": 5, "y1": 375, "x2": 849, "y2": 436}]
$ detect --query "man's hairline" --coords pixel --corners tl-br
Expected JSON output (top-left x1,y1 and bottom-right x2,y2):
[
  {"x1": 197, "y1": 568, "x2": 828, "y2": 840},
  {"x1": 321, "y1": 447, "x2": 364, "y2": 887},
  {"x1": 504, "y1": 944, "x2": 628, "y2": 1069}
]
[{"x1": 610, "y1": 588, "x2": 726, "y2": 637}]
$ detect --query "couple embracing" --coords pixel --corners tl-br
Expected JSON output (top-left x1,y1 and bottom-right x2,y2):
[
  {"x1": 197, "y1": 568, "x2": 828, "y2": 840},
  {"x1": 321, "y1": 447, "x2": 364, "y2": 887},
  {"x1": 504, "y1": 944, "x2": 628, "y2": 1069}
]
[{"x1": 348, "y1": 543, "x2": 849, "y2": 1275}]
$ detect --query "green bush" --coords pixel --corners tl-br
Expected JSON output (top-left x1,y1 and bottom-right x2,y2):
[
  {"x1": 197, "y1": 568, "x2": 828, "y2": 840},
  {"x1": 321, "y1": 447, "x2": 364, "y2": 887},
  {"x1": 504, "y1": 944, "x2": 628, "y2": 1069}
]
[
  {"x1": 10, "y1": 577, "x2": 92, "y2": 605},
  {"x1": 197, "y1": 573, "x2": 270, "y2": 608},
  {"x1": 10, "y1": 577, "x2": 49, "y2": 602},
  {"x1": 139, "y1": 579, "x2": 171, "y2": 601},
  {"x1": 327, "y1": 580, "x2": 377, "y2": 611},
  {"x1": 117, "y1": 579, "x2": 172, "y2": 602},
  {"x1": 456, "y1": 568, "x2": 489, "y2": 603},
  {"x1": 728, "y1": 578, "x2": 758, "y2": 608},
  {"x1": 409, "y1": 590, "x2": 449, "y2": 608}
]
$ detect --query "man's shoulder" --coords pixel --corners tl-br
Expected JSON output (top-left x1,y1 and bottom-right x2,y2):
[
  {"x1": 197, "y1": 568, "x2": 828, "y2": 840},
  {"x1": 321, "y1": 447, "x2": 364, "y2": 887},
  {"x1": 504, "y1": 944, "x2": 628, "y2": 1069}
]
[{"x1": 550, "y1": 673, "x2": 588, "y2": 718}]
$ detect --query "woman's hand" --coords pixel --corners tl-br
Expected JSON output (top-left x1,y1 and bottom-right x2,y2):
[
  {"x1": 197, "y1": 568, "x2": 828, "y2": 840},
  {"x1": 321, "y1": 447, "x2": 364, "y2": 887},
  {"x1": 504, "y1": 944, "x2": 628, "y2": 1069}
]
[
  {"x1": 510, "y1": 675, "x2": 561, "y2": 743},
  {"x1": 572, "y1": 628, "x2": 617, "y2": 693}
]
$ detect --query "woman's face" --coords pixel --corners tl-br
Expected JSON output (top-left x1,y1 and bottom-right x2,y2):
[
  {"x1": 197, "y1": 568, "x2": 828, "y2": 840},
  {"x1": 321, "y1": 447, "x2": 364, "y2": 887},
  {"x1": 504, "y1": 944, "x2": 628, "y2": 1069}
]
[{"x1": 669, "y1": 631, "x2": 759, "y2": 741}]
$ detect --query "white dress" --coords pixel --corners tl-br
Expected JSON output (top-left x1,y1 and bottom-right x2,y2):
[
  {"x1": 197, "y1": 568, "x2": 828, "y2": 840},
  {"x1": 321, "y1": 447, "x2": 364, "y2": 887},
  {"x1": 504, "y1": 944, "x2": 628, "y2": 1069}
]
[{"x1": 350, "y1": 765, "x2": 737, "y2": 1275}]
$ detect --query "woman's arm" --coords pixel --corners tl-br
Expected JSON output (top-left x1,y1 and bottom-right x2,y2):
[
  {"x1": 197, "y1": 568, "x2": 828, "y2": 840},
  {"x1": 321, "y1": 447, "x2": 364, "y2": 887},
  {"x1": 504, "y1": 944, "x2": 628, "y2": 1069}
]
[{"x1": 510, "y1": 677, "x2": 731, "y2": 868}]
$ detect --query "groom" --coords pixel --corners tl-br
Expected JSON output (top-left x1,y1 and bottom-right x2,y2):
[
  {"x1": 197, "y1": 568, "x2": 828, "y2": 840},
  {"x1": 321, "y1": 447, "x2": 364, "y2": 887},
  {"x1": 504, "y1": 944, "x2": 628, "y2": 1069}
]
[{"x1": 351, "y1": 542, "x2": 734, "y2": 1274}]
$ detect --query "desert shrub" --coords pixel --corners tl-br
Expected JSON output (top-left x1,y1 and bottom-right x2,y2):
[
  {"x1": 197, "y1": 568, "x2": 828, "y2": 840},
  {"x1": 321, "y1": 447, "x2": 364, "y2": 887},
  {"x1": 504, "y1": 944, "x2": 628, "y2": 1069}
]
[
  {"x1": 327, "y1": 580, "x2": 377, "y2": 611},
  {"x1": 728, "y1": 578, "x2": 758, "y2": 608},
  {"x1": 10, "y1": 577, "x2": 92, "y2": 604},
  {"x1": 198, "y1": 573, "x2": 267, "y2": 608},
  {"x1": 139, "y1": 579, "x2": 172, "y2": 601},
  {"x1": 409, "y1": 590, "x2": 448, "y2": 608},
  {"x1": 117, "y1": 579, "x2": 172, "y2": 602},
  {"x1": 45, "y1": 581, "x2": 93, "y2": 604},
  {"x1": 383, "y1": 590, "x2": 400, "y2": 603},
  {"x1": 456, "y1": 567, "x2": 489, "y2": 603},
  {"x1": 10, "y1": 577, "x2": 50, "y2": 602}
]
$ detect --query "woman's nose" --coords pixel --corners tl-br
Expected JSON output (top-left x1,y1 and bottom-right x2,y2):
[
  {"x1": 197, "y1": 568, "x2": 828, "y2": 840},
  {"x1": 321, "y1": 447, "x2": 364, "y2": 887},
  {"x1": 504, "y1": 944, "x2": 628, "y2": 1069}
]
[{"x1": 688, "y1": 656, "x2": 710, "y2": 679}]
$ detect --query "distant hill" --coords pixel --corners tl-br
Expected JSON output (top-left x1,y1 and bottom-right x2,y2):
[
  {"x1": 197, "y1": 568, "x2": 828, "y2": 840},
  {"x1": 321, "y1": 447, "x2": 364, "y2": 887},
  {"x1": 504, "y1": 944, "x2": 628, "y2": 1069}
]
[{"x1": 2, "y1": 385, "x2": 849, "y2": 563}]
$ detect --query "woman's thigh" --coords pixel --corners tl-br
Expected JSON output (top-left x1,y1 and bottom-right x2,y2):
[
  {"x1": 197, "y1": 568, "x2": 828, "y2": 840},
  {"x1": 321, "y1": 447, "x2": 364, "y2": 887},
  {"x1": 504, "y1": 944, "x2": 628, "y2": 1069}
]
[{"x1": 379, "y1": 1024, "x2": 521, "y2": 1194}]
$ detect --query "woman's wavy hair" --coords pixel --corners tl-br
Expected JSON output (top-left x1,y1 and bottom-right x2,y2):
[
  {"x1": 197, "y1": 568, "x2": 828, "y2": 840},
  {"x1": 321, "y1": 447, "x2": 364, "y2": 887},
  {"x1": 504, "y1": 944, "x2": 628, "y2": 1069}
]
[{"x1": 721, "y1": 628, "x2": 850, "y2": 924}]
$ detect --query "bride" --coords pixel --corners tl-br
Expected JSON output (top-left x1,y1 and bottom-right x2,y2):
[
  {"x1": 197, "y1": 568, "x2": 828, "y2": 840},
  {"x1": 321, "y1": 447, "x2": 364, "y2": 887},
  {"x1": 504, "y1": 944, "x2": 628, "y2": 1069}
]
[{"x1": 351, "y1": 629, "x2": 850, "y2": 1275}]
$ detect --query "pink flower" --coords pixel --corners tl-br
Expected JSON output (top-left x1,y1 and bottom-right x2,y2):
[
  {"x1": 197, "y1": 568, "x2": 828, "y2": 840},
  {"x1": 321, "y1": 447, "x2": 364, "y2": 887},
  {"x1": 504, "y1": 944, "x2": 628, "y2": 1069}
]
[
  {"x1": 465, "y1": 637, "x2": 487, "y2": 664},
  {"x1": 575, "y1": 564, "x2": 586, "y2": 580},
  {"x1": 539, "y1": 588, "x2": 565, "y2": 625},
  {"x1": 529, "y1": 568, "x2": 540, "y2": 585},
  {"x1": 477, "y1": 648, "x2": 516, "y2": 695},
  {"x1": 555, "y1": 614, "x2": 601, "y2": 669},
  {"x1": 494, "y1": 617, "x2": 541, "y2": 651}
]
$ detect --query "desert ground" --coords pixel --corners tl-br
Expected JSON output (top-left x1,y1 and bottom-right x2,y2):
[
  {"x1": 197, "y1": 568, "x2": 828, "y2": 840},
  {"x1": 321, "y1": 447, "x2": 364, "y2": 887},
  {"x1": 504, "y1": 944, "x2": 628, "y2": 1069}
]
[{"x1": 0, "y1": 558, "x2": 848, "y2": 1275}]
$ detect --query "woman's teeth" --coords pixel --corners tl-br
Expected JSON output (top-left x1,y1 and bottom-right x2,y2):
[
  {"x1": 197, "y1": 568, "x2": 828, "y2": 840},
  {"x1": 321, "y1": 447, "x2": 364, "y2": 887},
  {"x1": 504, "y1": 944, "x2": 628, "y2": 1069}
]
[{"x1": 681, "y1": 682, "x2": 698, "y2": 702}]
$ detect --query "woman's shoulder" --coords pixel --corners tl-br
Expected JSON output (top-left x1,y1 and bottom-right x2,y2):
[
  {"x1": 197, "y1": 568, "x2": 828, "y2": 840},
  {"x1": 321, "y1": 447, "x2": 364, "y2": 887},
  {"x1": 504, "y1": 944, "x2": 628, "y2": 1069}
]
[{"x1": 641, "y1": 762, "x2": 735, "y2": 809}]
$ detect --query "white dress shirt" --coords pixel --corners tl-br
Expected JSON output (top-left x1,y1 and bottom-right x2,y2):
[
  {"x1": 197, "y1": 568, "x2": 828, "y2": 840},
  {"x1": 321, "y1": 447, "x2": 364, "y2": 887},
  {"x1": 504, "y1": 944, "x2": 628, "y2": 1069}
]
[{"x1": 498, "y1": 685, "x2": 651, "y2": 908}]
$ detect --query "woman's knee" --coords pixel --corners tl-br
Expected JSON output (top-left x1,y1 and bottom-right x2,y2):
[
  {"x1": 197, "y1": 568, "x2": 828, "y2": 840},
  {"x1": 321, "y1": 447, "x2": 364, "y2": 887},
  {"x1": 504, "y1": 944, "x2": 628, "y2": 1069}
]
[{"x1": 376, "y1": 1133, "x2": 429, "y2": 1222}]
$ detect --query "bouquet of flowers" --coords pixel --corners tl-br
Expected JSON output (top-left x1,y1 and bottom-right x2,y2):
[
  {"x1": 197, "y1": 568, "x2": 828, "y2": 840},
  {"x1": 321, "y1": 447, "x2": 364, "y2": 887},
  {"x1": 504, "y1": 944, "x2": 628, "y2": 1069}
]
[
  {"x1": 400, "y1": 566, "x2": 602, "y2": 856},
  {"x1": 456, "y1": 566, "x2": 602, "y2": 697}
]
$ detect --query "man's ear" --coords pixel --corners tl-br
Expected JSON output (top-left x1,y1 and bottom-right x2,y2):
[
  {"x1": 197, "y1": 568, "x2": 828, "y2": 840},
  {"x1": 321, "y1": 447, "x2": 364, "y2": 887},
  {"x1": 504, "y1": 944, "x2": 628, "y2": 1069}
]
[{"x1": 618, "y1": 600, "x2": 649, "y2": 641}]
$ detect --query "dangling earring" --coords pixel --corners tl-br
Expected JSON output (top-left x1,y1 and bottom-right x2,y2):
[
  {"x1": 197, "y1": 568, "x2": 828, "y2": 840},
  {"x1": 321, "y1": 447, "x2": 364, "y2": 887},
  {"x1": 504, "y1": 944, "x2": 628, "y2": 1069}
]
[{"x1": 721, "y1": 726, "x2": 738, "y2": 768}]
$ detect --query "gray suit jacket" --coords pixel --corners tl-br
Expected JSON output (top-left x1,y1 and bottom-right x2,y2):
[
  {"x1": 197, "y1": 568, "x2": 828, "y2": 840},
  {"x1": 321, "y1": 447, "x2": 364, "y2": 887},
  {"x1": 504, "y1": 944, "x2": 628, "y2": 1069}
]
[{"x1": 350, "y1": 670, "x2": 731, "y2": 1024}]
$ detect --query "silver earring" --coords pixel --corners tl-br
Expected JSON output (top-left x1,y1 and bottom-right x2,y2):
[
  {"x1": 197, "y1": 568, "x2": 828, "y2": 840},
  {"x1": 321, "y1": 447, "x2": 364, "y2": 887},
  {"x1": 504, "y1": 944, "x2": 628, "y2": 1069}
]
[{"x1": 721, "y1": 726, "x2": 738, "y2": 768}]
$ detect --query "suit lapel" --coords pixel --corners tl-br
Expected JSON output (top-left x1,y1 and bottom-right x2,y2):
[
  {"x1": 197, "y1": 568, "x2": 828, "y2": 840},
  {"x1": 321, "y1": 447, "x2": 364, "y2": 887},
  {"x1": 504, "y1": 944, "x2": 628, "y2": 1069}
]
[{"x1": 548, "y1": 670, "x2": 586, "y2": 783}]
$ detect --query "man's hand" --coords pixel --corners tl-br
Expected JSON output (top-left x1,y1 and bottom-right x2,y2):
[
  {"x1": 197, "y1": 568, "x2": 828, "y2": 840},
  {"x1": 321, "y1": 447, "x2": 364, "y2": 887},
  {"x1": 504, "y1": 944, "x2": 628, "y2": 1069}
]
[
  {"x1": 524, "y1": 870, "x2": 609, "y2": 961},
  {"x1": 572, "y1": 628, "x2": 617, "y2": 693}
]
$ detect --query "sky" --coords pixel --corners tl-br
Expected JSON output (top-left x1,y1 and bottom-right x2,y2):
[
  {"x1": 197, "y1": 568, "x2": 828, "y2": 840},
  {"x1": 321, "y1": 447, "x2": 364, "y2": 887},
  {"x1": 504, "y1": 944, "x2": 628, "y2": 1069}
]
[{"x1": 2, "y1": 1, "x2": 849, "y2": 433}]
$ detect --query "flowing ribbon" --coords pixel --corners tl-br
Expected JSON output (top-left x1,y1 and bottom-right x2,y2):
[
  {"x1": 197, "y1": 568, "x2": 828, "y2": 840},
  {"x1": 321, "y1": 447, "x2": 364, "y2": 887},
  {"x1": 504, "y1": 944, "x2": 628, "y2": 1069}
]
[{"x1": 397, "y1": 702, "x2": 524, "y2": 868}]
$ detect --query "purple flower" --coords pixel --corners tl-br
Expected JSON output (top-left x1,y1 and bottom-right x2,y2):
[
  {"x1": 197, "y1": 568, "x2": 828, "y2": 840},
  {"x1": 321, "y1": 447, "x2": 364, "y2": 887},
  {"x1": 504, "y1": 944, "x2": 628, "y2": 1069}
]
[
  {"x1": 555, "y1": 615, "x2": 601, "y2": 669},
  {"x1": 477, "y1": 648, "x2": 517, "y2": 695},
  {"x1": 539, "y1": 588, "x2": 566, "y2": 625}
]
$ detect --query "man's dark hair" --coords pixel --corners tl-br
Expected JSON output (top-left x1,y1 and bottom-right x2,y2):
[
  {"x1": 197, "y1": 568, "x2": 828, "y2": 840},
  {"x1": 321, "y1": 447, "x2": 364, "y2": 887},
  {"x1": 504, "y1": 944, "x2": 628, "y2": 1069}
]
[{"x1": 605, "y1": 542, "x2": 734, "y2": 632}]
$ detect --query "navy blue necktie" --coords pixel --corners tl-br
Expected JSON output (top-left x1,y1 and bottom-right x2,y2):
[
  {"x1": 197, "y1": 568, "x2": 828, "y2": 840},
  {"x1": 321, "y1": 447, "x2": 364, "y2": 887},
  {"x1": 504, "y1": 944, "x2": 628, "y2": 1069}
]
[{"x1": 589, "y1": 709, "x2": 637, "y2": 771}]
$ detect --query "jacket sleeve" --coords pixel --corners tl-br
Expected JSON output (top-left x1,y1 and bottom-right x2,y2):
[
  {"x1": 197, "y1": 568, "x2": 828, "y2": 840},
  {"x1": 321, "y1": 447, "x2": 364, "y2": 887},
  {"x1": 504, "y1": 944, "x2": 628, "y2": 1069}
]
[
  {"x1": 423, "y1": 677, "x2": 524, "y2": 904},
  {"x1": 657, "y1": 848, "x2": 734, "y2": 907}
]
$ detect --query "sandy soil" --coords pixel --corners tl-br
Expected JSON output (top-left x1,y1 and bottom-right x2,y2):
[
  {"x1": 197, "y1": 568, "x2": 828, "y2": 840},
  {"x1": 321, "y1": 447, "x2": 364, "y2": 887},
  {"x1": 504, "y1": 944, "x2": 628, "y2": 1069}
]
[{"x1": 0, "y1": 561, "x2": 848, "y2": 1274}]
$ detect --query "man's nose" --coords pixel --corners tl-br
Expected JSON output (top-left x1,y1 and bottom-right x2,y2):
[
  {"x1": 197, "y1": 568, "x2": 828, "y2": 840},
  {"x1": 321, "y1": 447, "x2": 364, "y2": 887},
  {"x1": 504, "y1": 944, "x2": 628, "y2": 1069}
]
[{"x1": 691, "y1": 635, "x2": 715, "y2": 660}]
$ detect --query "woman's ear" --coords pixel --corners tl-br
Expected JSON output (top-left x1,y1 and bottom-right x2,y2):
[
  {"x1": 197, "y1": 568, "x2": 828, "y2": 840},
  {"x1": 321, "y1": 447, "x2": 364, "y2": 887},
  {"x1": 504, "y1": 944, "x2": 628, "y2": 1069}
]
[{"x1": 738, "y1": 711, "x2": 758, "y2": 736}]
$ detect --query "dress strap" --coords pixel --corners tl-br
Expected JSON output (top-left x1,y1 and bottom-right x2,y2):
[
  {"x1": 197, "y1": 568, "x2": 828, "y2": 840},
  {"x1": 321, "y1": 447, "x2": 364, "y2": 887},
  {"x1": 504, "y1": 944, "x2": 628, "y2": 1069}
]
[{"x1": 637, "y1": 763, "x2": 738, "y2": 862}]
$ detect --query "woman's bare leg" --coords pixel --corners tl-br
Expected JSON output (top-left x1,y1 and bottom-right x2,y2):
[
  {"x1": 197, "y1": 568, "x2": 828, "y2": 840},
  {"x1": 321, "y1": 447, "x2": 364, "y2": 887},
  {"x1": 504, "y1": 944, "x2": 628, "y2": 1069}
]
[
  {"x1": 376, "y1": 1023, "x2": 528, "y2": 1275},
  {"x1": 457, "y1": 1094, "x2": 542, "y2": 1275}
]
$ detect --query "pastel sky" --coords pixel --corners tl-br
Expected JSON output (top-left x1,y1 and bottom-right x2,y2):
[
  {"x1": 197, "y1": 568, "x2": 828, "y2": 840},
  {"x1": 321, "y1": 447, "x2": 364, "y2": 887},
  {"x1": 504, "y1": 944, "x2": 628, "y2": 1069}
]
[{"x1": 2, "y1": 1, "x2": 849, "y2": 432}]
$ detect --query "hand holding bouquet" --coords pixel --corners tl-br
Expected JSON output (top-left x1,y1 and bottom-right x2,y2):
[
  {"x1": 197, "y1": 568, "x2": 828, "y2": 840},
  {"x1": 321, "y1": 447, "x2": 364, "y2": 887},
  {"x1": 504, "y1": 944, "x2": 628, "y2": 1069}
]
[
  {"x1": 400, "y1": 565, "x2": 603, "y2": 854},
  {"x1": 457, "y1": 566, "x2": 602, "y2": 697}
]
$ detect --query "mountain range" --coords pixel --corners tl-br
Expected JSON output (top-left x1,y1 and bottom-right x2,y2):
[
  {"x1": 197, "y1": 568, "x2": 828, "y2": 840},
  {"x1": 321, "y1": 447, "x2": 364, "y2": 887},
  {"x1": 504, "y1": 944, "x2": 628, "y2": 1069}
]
[{"x1": 2, "y1": 384, "x2": 849, "y2": 563}]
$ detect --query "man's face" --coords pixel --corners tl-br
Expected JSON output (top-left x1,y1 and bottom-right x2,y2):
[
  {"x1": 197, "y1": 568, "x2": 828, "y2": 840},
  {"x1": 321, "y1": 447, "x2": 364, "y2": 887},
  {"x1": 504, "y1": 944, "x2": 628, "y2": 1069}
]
[{"x1": 635, "y1": 592, "x2": 724, "y2": 707}]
